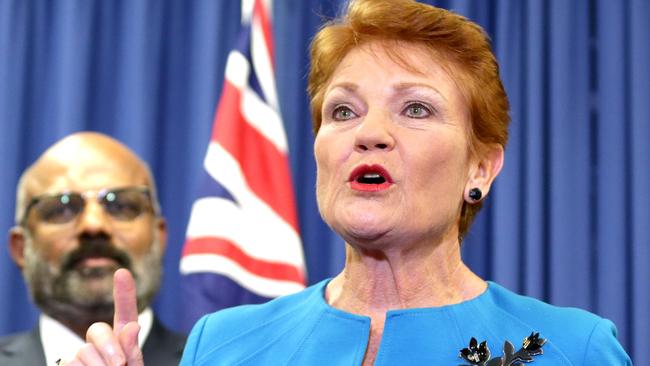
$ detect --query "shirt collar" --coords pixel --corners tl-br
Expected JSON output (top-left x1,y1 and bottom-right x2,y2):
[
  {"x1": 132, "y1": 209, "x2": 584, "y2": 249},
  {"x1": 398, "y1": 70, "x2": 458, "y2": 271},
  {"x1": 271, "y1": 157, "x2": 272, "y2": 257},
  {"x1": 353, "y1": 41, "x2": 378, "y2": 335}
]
[{"x1": 39, "y1": 308, "x2": 153, "y2": 366}]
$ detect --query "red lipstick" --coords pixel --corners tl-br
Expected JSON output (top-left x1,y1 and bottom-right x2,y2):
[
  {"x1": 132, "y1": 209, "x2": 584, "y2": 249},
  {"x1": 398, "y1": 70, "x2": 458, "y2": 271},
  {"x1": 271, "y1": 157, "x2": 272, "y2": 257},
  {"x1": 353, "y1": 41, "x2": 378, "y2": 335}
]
[{"x1": 348, "y1": 164, "x2": 393, "y2": 192}]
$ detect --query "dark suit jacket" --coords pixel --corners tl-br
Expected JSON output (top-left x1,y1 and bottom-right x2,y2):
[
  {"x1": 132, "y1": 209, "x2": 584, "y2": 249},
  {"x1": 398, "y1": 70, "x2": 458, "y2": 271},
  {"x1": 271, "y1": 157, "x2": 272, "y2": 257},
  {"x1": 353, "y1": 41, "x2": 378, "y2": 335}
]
[{"x1": 0, "y1": 317, "x2": 186, "y2": 366}]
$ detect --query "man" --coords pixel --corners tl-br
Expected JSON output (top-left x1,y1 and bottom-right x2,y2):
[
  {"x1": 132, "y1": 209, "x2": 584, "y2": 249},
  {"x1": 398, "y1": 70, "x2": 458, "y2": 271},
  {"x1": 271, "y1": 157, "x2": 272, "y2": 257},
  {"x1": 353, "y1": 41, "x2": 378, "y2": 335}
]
[{"x1": 0, "y1": 132, "x2": 185, "y2": 365}]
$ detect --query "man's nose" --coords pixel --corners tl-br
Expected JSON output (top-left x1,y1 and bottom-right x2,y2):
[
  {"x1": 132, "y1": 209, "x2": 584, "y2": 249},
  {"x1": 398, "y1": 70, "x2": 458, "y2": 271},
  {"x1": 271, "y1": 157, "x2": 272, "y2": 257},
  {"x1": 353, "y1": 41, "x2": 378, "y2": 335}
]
[{"x1": 76, "y1": 200, "x2": 112, "y2": 234}]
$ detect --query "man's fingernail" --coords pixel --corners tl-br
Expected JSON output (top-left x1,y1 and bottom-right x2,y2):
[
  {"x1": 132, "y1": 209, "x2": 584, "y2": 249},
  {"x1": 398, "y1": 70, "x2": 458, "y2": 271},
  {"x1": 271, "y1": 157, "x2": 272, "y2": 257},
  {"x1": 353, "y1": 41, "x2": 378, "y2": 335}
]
[
  {"x1": 112, "y1": 355, "x2": 126, "y2": 366},
  {"x1": 104, "y1": 345, "x2": 125, "y2": 366}
]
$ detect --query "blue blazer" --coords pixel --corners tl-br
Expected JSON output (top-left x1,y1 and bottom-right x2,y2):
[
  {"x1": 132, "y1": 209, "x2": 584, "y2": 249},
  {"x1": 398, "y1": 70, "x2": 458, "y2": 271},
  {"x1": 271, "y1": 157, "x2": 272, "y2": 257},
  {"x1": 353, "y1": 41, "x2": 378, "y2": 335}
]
[{"x1": 181, "y1": 280, "x2": 631, "y2": 365}]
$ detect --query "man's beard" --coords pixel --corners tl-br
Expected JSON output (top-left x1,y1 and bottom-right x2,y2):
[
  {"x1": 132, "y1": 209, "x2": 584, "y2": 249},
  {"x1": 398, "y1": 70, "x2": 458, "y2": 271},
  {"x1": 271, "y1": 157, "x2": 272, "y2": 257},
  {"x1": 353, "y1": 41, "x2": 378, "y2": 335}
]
[{"x1": 22, "y1": 233, "x2": 162, "y2": 327}]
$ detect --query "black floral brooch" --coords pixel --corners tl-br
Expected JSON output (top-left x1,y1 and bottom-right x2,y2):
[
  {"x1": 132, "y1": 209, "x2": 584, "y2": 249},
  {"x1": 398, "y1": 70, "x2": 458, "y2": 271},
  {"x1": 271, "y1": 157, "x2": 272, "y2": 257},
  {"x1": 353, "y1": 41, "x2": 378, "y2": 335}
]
[{"x1": 459, "y1": 332, "x2": 546, "y2": 365}]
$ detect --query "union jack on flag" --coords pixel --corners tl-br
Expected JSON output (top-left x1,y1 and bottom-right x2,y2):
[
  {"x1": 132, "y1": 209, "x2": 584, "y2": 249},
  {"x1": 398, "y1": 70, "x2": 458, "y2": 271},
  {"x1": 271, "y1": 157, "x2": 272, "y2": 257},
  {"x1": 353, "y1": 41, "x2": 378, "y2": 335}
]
[{"x1": 179, "y1": 0, "x2": 306, "y2": 330}]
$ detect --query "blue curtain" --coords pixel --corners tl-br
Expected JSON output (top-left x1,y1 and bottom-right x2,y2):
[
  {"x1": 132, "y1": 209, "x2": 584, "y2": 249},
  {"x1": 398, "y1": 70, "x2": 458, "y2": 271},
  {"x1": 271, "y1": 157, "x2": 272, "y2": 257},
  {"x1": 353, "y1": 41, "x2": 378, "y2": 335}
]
[{"x1": 0, "y1": 1, "x2": 646, "y2": 363}]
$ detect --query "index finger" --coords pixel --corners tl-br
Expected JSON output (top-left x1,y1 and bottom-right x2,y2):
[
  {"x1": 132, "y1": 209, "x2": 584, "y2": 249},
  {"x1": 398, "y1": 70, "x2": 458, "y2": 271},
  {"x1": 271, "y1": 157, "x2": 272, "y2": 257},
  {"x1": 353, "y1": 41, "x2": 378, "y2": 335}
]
[{"x1": 113, "y1": 268, "x2": 139, "y2": 334}]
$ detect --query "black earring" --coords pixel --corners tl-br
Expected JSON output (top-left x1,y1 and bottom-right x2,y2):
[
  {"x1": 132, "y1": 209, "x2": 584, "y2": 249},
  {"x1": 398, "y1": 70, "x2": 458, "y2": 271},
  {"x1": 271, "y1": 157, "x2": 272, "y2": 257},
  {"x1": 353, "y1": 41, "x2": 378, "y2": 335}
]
[{"x1": 468, "y1": 188, "x2": 482, "y2": 201}]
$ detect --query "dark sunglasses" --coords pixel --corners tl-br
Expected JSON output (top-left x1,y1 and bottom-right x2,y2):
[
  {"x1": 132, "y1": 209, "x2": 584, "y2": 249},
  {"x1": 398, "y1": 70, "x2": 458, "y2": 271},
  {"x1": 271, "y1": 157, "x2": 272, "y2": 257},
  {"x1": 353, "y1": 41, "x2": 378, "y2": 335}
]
[{"x1": 22, "y1": 186, "x2": 155, "y2": 225}]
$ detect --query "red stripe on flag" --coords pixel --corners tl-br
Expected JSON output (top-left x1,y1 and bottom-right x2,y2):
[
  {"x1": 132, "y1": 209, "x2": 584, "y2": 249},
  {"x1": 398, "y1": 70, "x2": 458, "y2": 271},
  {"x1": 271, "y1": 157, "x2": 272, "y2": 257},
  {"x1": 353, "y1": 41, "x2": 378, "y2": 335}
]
[
  {"x1": 211, "y1": 80, "x2": 299, "y2": 231},
  {"x1": 183, "y1": 237, "x2": 305, "y2": 284}
]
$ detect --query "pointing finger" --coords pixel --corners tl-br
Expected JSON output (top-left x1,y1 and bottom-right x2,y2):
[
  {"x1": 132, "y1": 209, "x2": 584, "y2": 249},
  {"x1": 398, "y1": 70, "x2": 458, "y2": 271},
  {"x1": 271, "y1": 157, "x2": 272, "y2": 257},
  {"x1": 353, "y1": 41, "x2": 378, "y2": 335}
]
[
  {"x1": 119, "y1": 322, "x2": 144, "y2": 366},
  {"x1": 85, "y1": 322, "x2": 126, "y2": 366},
  {"x1": 113, "y1": 268, "x2": 138, "y2": 334},
  {"x1": 76, "y1": 343, "x2": 108, "y2": 365}
]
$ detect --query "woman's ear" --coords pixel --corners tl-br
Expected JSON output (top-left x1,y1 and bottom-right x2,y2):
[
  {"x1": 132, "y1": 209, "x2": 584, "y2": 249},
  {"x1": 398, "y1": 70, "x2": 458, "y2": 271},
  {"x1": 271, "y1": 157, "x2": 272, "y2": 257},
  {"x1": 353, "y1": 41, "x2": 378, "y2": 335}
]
[{"x1": 464, "y1": 144, "x2": 504, "y2": 203}]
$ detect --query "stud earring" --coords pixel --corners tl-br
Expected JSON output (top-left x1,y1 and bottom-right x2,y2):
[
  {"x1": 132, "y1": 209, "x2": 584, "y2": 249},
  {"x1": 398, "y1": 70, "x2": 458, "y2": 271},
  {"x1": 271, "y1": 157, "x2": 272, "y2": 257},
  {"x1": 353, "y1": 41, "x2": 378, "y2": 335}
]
[{"x1": 468, "y1": 188, "x2": 483, "y2": 201}]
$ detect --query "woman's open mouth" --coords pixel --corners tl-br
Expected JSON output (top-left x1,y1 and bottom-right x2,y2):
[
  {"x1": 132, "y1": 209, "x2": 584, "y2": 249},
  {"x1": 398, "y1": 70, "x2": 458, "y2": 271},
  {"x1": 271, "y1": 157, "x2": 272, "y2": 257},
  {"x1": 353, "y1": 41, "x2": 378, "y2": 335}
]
[{"x1": 348, "y1": 164, "x2": 393, "y2": 192}]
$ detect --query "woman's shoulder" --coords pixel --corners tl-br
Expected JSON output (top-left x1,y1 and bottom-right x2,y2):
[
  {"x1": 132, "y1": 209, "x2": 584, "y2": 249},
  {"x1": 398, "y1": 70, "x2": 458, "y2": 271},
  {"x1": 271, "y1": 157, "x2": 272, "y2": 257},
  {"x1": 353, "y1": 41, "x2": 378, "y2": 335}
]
[
  {"x1": 486, "y1": 281, "x2": 602, "y2": 328},
  {"x1": 180, "y1": 280, "x2": 330, "y2": 366},
  {"x1": 203, "y1": 280, "x2": 324, "y2": 326},
  {"x1": 483, "y1": 281, "x2": 631, "y2": 365}
]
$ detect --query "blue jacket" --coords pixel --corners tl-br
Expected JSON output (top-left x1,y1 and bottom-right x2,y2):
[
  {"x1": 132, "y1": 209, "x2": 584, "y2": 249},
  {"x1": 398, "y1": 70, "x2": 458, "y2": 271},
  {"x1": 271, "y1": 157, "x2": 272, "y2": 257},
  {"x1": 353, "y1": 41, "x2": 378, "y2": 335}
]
[{"x1": 181, "y1": 280, "x2": 631, "y2": 365}]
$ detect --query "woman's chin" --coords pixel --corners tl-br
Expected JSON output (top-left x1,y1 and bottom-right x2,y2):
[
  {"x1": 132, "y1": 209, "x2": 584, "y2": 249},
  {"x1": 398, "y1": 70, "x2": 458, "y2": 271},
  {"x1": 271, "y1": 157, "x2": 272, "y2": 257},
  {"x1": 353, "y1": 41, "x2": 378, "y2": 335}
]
[{"x1": 334, "y1": 214, "x2": 396, "y2": 245}]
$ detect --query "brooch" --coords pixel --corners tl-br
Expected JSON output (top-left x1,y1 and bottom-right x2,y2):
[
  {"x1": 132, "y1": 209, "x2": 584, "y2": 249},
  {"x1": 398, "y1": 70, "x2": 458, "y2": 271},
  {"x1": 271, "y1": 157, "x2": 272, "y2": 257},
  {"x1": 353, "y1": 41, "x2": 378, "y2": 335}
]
[{"x1": 459, "y1": 332, "x2": 546, "y2": 365}]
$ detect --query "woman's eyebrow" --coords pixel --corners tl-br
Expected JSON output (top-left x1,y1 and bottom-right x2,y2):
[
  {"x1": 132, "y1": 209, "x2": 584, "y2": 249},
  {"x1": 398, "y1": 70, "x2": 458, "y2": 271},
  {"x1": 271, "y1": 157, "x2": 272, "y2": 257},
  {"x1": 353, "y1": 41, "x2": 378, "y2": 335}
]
[
  {"x1": 325, "y1": 82, "x2": 359, "y2": 95},
  {"x1": 392, "y1": 82, "x2": 447, "y2": 102}
]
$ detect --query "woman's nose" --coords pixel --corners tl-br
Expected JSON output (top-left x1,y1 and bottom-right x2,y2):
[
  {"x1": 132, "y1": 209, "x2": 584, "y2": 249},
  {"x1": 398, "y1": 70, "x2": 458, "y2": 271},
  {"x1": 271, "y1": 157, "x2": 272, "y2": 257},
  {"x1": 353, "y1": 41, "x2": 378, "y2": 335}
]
[{"x1": 354, "y1": 111, "x2": 395, "y2": 152}]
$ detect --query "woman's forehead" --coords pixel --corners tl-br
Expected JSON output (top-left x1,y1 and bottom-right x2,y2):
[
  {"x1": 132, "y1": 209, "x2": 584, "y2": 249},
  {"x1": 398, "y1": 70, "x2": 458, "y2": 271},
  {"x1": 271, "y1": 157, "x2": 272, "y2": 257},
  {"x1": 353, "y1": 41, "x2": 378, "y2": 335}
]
[
  {"x1": 324, "y1": 41, "x2": 467, "y2": 114},
  {"x1": 327, "y1": 41, "x2": 458, "y2": 91}
]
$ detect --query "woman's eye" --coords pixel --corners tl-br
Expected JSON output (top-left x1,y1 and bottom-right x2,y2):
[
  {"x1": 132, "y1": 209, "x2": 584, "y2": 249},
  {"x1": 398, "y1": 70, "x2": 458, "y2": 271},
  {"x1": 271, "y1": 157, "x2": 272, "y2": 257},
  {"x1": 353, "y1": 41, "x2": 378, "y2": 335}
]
[
  {"x1": 332, "y1": 105, "x2": 357, "y2": 121},
  {"x1": 404, "y1": 102, "x2": 432, "y2": 118}
]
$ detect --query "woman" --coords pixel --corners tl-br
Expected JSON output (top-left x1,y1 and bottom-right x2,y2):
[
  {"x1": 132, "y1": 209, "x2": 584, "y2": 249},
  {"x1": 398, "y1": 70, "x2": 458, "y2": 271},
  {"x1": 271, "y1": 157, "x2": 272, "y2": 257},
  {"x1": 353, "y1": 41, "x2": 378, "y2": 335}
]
[{"x1": 68, "y1": 0, "x2": 631, "y2": 365}]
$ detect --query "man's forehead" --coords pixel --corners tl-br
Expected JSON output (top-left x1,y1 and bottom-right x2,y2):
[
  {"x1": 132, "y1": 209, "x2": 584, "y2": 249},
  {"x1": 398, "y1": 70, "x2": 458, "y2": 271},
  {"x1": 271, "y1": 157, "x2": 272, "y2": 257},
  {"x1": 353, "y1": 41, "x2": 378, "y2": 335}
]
[{"x1": 25, "y1": 142, "x2": 150, "y2": 195}]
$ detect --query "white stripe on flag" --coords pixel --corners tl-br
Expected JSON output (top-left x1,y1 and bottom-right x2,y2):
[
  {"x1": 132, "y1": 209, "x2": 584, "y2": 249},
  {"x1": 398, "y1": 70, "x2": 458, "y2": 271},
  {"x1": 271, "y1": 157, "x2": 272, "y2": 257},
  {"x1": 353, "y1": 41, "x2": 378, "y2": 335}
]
[
  {"x1": 198, "y1": 142, "x2": 303, "y2": 264},
  {"x1": 241, "y1": 86, "x2": 287, "y2": 153},
  {"x1": 225, "y1": 51, "x2": 288, "y2": 153},
  {"x1": 184, "y1": 196, "x2": 303, "y2": 266},
  {"x1": 224, "y1": 52, "x2": 249, "y2": 89},
  {"x1": 241, "y1": 0, "x2": 254, "y2": 23},
  {"x1": 180, "y1": 254, "x2": 304, "y2": 298}
]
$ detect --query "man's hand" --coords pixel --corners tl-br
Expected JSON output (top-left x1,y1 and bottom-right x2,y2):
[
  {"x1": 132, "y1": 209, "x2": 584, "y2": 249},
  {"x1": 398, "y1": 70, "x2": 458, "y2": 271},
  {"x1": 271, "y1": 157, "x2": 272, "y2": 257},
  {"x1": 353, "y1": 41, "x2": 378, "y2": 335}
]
[{"x1": 65, "y1": 269, "x2": 144, "y2": 366}]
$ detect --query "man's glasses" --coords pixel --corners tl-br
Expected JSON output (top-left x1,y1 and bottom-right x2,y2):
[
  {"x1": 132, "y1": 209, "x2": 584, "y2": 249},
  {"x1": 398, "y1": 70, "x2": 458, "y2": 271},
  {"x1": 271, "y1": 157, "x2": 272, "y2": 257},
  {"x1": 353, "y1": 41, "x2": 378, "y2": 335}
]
[{"x1": 22, "y1": 187, "x2": 155, "y2": 225}]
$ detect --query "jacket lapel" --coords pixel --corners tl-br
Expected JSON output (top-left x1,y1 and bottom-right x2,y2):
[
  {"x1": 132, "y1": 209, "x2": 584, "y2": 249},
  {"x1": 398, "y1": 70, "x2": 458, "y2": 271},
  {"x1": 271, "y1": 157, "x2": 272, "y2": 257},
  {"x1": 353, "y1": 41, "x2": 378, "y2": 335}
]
[{"x1": 0, "y1": 327, "x2": 47, "y2": 366}]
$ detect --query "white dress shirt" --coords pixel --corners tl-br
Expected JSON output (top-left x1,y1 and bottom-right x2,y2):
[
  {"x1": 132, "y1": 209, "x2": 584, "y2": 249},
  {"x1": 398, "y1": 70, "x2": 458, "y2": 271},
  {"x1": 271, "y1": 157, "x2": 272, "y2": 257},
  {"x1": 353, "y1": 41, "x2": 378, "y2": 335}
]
[{"x1": 39, "y1": 308, "x2": 153, "y2": 365}]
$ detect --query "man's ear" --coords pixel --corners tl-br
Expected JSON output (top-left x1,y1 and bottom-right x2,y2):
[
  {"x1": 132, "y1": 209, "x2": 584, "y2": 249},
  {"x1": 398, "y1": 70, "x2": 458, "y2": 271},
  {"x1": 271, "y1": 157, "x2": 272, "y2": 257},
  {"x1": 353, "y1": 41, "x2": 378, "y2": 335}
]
[
  {"x1": 9, "y1": 226, "x2": 27, "y2": 270},
  {"x1": 155, "y1": 217, "x2": 168, "y2": 253},
  {"x1": 464, "y1": 144, "x2": 504, "y2": 201}
]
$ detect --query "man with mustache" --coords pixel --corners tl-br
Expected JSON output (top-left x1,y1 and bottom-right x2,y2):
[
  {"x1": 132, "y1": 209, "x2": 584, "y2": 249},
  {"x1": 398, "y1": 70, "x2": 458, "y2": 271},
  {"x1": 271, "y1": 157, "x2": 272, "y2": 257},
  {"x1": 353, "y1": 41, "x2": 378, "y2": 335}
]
[{"x1": 0, "y1": 132, "x2": 185, "y2": 365}]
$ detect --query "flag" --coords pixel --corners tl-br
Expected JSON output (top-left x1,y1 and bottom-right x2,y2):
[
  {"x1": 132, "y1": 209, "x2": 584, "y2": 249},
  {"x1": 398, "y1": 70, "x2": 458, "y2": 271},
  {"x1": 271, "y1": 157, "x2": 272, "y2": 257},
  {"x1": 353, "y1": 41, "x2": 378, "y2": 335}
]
[{"x1": 179, "y1": 0, "x2": 306, "y2": 331}]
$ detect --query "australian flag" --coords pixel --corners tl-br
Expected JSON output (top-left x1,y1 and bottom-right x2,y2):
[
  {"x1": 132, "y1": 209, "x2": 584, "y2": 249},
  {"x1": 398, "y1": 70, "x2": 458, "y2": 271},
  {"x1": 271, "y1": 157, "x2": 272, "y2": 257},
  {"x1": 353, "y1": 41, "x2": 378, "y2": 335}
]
[{"x1": 179, "y1": 0, "x2": 306, "y2": 331}]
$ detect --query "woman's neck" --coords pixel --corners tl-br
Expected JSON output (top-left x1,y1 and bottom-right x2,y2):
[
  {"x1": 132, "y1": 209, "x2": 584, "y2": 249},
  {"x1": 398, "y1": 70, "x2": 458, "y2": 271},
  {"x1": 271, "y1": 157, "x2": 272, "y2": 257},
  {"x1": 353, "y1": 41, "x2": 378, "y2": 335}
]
[
  {"x1": 325, "y1": 236, "x2": 486, "y2": 366},
  {"x1": 326, "y1": 239, "x2": 486, "y2": 315}
]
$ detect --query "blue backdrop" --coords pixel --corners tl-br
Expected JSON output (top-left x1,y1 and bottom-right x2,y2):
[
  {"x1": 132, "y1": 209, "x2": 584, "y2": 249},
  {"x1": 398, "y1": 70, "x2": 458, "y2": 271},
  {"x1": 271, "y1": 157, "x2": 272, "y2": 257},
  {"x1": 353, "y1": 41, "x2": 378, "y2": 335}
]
[{"x1": 0, "y1": 1, "x2": 647, "y2": 363}]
